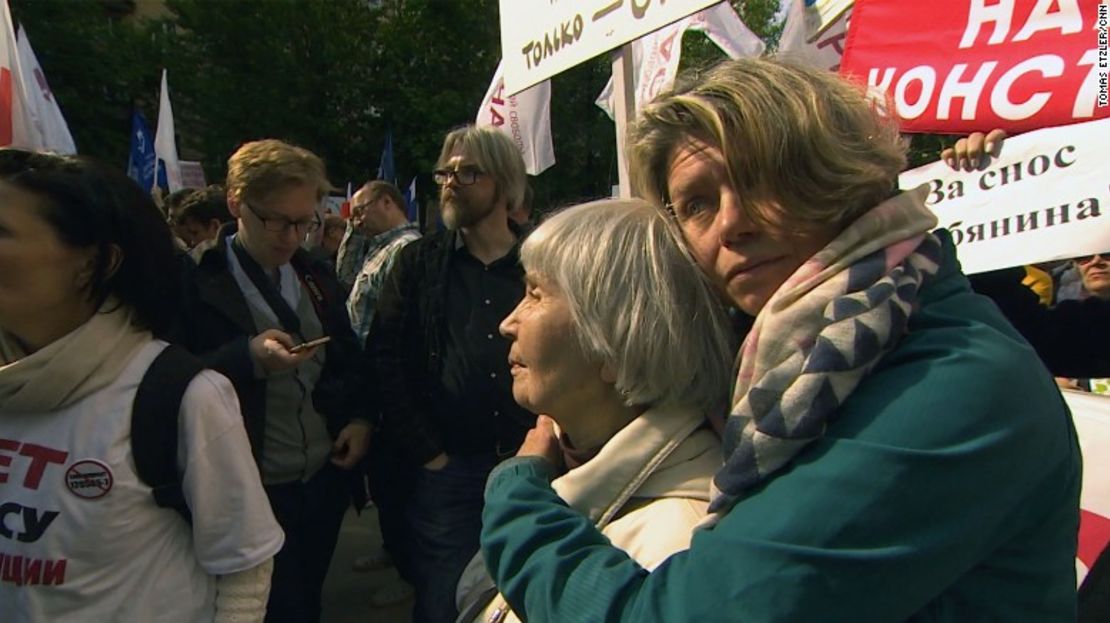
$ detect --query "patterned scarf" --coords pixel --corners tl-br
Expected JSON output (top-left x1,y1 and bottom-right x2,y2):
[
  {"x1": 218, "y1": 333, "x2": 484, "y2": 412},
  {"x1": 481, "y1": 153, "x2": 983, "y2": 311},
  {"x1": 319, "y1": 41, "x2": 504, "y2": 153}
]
[{"x1": 709, "y1": 186, "x2": 943, "y2": 514}]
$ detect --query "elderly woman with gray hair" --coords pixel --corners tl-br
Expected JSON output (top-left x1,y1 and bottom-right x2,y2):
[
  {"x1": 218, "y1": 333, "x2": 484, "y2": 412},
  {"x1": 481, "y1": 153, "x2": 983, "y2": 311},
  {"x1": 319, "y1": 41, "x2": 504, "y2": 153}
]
[
  {"x1": 478, "y1": 58, "x2": 1080, "y2": 621},
  {"x1": 456, "y1": 198, "x2": 733, "y2": 623}
]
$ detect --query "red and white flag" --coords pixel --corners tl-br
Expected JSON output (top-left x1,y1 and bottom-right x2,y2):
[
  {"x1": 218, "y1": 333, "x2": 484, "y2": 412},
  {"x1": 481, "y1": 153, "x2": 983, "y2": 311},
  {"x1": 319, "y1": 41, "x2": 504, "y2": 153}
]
[
  {"x1": 476, "y1": 60, "x2": 555, "y2": 176},
  {"x1": 0, "y1": 0, "x2": 32, "y2": 149},
  {"x1": 16, "y1": 24, "x2": 75, "y2": 154}
]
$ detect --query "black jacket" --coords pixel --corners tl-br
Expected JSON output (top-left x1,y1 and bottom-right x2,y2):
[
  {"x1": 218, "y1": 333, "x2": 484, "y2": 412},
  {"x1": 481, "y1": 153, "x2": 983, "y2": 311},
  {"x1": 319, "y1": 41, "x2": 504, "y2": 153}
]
[
  {"x1": 179, "y1": 224, "x2": 370, "y2": 467},
  {"x1": 970, "y1": 266, "x2": 1110, "y2": 378},
  {"x1": 367, "y1": 227, "x2": 535, "y2": 467}
]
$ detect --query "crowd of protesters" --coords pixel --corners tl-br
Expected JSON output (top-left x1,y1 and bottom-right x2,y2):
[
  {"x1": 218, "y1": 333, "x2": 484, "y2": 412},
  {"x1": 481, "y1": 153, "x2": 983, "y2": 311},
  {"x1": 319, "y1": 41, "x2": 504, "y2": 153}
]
[{"x1": 0, "y1": 57, "x2": 1097, "y2": 623}]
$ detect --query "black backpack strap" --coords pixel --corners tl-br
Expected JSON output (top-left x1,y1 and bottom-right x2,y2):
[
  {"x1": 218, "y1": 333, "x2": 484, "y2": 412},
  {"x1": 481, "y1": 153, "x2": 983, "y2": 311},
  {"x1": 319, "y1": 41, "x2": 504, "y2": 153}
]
[{"x1": 132, "y1": 344, "x2": 204, "y2": 523}]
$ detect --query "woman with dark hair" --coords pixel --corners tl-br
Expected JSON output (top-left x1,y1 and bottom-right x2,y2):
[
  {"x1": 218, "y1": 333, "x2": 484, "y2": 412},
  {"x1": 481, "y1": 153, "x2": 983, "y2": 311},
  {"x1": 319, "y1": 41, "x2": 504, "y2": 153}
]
[
  {"x1": 0, "y1": 150, "x2": 283, "y2": 621},
  {"x1": 478, "y1": 59, "x2": 1080, "y2": 621}
]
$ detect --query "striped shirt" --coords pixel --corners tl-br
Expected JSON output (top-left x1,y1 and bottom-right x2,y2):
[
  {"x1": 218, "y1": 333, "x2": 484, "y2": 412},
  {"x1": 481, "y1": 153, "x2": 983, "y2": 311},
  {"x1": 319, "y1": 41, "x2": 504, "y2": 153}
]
[{"x1": 346, "y1": 223, "x2": 422, "y2": 345}]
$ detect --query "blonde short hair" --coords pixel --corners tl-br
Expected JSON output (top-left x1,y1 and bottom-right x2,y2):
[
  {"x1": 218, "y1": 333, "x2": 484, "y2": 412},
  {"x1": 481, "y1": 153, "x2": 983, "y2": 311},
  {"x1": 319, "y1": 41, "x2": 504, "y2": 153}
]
[
  {"x1": 226, "y1": 139, "x2": 332, "y2": 205},
  {"x1": 437, "y1": 125, "x2": 526, "y2": 212},
  {"x1": 629, "y1": 58, "x2": 906, "y2": 230},
  {"x1": 521, "y1": 199, "x2": 734, "y2": 417}
]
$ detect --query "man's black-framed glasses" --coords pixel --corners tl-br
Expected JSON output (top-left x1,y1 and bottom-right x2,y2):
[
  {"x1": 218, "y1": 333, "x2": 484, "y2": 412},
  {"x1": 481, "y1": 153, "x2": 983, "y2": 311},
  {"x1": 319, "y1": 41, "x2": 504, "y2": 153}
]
[
  {"x1": 433, "y1": 166, "x2": 483, "y2": 186},
  {"x1": 244, "y1": 202, "x2": 321, "y2": 234}
]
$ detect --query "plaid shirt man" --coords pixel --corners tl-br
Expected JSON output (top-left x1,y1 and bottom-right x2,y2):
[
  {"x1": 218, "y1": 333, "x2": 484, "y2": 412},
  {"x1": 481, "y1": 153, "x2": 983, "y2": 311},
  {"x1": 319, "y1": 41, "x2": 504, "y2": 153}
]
[{"x1": 346, "y1": 222, "x2": 421, "y2": 344}]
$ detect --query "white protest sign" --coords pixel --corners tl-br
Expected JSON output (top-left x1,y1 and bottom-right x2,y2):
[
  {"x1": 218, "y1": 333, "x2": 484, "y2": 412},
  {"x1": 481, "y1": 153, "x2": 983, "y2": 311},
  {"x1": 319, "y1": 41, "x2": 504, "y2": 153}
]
[
  {"x1": 499, "y1": 0, "x2": 718, "y2": 95},
  {"x1": 1062, "y1": 389, "x2": 1110, "y2": 585},
  {"x1": 899, "y1": 117, "x2": 1110, "y2": 275},
  {"x1": 179, "y1": 160, "x2": 206, "y2": 188}
]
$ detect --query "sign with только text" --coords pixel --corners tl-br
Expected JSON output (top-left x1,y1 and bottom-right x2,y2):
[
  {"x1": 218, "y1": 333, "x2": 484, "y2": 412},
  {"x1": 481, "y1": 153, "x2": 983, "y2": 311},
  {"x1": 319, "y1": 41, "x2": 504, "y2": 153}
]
[
  {"x1": 499, "y1": 0, "x2": 718, "y2": 95},
  {"x1": 840, "y1": 0, "x2": 1109, "y2": 134},
  {"x1": 899, "y1": 117, "x2": 1110, "y2": 274}
]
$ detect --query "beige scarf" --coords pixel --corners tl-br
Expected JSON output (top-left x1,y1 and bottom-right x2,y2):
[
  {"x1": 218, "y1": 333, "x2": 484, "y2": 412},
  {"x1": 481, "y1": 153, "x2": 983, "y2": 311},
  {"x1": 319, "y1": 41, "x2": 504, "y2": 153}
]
[{"x1": 0, "y1": 300, "x2": 152, "y2": 413}]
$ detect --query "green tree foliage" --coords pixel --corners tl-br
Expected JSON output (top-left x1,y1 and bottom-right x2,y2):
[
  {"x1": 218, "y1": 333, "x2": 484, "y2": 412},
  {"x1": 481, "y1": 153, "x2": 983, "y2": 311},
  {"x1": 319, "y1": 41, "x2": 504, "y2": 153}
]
[
  {"x1": 11, "y1": 0, "x2": 955, "y2": 204},
  {"x1": 11, "y1": 0, "x2": 161, "y2": 164},
  {"x1": 360, "y1": 0, "x2": 503, "y2": 189},
  {"x1": 159, "y1": 0, "x2": 386, "y2": 185},
  {"x1": 162, "y1": 0, "x2": 511, "y2": 190}
]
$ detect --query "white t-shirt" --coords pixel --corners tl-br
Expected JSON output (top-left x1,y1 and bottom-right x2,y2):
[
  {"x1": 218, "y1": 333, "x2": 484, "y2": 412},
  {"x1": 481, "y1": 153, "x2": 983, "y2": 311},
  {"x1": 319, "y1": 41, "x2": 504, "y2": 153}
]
[{"x1": 0, "y1": 340, "x2": 285, "y2": 622}]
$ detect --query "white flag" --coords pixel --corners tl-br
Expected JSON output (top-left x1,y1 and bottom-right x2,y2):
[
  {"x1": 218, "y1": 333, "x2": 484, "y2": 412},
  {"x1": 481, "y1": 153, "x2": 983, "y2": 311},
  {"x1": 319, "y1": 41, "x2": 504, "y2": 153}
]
[
  {"x1": 476, "y1": 60, "x2": 555, "y2": 176},
  {"x1": 0, "y1": 0, "x2": 32, "y2": 149},
  {"x1": 691, "y1": 2, "x2": 766, "y2": 60},
  {"x1": 596, "y1": 2, "x2": 765, "y2": 119},
  {"x1": 595, "y1": 20, "x2": 686, "y2": 120},
  {"x1": 777, "y1": 0, "x2": 850, "y2": 73},
  {"x1": 154, "y1": 68, "x2": 183, "y2": 192},
  {"x1": 15, "y1": 26, "x2": 75, "y2": 154},
  {"x1": 635, "y1": 18, "x2": 692, "y2": 113}
]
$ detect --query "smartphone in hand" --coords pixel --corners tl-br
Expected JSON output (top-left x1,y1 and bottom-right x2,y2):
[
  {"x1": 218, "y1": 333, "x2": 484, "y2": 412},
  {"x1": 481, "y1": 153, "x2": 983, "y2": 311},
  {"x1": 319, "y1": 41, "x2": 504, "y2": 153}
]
[{"x1": 288, "y1": 336, "x2": 331, "y2": 354}]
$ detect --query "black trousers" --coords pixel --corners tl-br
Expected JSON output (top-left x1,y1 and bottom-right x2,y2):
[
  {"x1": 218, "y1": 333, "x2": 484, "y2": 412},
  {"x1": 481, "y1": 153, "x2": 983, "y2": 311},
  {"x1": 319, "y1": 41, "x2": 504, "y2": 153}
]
[
  {"x1": 263, "y1": 463, "x2": 350, "y2": 623},
  {"x1": 366, "y1": 434, "x2": 417, "y2": 583}
]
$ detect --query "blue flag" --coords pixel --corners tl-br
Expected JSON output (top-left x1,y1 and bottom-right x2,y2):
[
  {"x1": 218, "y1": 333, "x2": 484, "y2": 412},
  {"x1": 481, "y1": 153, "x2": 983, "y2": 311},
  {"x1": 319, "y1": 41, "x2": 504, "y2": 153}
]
[
  {"x1": 402, "y1": 176, "x2": 418, "y2": 224},
  {"x1": 376, "y1": 128, "x2": 395, "y2": 184},
  {"x1": 155, "y1": 158, "x2": 169, "y2": 192},
  {"x1": 126, "y1": 111, "x2": 156, "y2": 193}
]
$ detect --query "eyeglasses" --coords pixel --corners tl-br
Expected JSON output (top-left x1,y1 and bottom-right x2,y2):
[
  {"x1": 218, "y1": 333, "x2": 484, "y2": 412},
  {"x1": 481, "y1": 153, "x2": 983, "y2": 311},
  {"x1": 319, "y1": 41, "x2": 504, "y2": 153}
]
[
  {"x1": 351, "y1": 196, "x2": 385, "y2": 215},
  {"x1": 433, "y1": 166, "x2": 484, "y2": 186},
  {"x1": 244, "y1": 202, "x2": 321, "y2": 234},
  {"x1": 1075, "y1": 252, "x2": 1110, "y2": 266}
]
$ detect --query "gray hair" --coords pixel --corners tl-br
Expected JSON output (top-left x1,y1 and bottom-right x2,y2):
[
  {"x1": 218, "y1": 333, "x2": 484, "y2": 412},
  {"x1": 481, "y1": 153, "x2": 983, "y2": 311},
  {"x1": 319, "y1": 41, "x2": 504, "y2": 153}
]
[
  {"x1": 521, "y1": 199, "x2": 734, "y2": 417},
  {"x1": 437, "y1": 125, "x2": 527, "y2": 211}
]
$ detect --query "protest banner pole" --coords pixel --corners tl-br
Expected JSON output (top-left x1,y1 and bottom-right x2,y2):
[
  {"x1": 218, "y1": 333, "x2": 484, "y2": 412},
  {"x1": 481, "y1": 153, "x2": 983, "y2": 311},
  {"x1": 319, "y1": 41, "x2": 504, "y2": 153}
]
[{"x1": 611, "y1": 43, "x2": 636, "y2": 199}]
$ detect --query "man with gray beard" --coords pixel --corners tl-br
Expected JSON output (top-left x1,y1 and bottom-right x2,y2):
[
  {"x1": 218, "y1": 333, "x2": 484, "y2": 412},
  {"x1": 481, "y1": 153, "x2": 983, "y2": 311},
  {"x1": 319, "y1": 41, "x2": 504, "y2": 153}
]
[{"x1": 365, "y1": 126, "x2": 536, "y2": 623}]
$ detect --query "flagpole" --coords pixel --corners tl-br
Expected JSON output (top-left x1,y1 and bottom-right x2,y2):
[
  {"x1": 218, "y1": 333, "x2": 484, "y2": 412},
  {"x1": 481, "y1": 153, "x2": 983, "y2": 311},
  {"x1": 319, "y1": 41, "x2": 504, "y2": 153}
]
[{"x1": 611, "y1": 43, "x2": 636, "y2": 199}]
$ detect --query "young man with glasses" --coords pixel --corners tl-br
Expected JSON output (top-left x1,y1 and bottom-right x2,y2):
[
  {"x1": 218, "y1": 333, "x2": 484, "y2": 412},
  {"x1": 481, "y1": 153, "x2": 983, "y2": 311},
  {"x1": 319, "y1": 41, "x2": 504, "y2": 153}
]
[
  {"x1": 366, "y1": 126, "x2": 537, "y2": 623},
  {"x1": 180, "y1": 139, "x2": 372, "y2": 623}
]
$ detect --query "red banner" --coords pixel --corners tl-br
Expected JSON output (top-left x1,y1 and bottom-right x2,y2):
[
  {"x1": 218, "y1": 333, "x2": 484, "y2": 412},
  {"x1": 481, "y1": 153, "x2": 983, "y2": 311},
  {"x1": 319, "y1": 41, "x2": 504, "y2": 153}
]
[{"x1": 840, "y1": 0, "x2": 1109, "y2": 134}]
